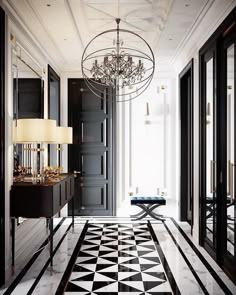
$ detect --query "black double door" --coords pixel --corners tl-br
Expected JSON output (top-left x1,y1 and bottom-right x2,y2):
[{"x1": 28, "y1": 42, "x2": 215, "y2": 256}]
[
  {"x1": 200, "y1": 9, "x2": 236, "y2": 282},
  {"x1": 68, "y1": 79, "x2": 115, "y2": 216}
]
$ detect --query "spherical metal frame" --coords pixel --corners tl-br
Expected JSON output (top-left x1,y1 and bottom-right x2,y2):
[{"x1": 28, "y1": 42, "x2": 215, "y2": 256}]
[{"x1": 81, "y1": 19, "x2": 155, "y2": 102}]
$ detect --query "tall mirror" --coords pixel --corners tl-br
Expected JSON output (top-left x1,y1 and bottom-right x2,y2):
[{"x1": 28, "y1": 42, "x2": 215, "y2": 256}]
[
  {"x1": 48, "y1": 65, "x2": 60, "y2": 167},
  {"x1": 12, "y1": 41, "x2": 44, "y2": 222},
  {"x1": 12, "y1": 42, "x2": 44, "y2": 174}
]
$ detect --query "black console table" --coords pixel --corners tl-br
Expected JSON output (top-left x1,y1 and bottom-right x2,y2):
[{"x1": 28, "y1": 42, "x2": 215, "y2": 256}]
[{"x1": 10, "y1": 174, "x2": 74, "y2": 266}]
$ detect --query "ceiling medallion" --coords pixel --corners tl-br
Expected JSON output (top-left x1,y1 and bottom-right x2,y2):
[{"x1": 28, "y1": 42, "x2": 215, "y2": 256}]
[{"x1": 81, "y1": 18, "x2": 155, "y2": 102}]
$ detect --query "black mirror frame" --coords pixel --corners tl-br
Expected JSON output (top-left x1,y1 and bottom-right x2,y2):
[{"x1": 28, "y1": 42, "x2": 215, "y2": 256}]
[{"x1": 48, "y1": 64, "x2": 60, "y2": 166}]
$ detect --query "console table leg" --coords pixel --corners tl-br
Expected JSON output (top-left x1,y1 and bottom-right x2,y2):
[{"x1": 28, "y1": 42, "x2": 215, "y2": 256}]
[
  {"x1": 72, "y1": 197, "x2": 74, "y2": 229},
  {"x1": 11, "y1": 218, "x2": 15, "y2": 266},
  {"x1": 49, "y1": 218, "x2": 53, "y2": 267}
]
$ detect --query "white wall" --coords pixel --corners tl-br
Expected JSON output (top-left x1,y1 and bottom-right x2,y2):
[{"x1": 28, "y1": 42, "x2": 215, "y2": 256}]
[
  {"x1": 115, "y1": 69, "x2": 177, "y2": 215},
  {"x1": 130, "y1": 77, "x2": 176, "y2": 197}
]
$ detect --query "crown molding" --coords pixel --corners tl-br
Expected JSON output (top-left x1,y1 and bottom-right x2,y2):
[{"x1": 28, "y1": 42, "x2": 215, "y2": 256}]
[
  {"x1": 171, "y1": 0, "x2": 236, "y2": 68},
  {"x1": 2, "y1": 0, "x2": 61, "y2": 73},
  {"x1": 170, "y1": 0, "x2": 214, "y2": 66},
  {"x1": 65, "y1": 0, "x2": 85, "y2": 52},
  {"x1": 24, "y1": 0, "x2": 66, "y2": 65}
]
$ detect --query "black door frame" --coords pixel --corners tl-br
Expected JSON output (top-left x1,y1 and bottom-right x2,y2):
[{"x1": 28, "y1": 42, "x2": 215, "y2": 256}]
[
  {"x1": 199, "y1": 6, "x2": 236, "y2": 282},
  {"x1": 220, "y1": 23, "x2": 236, "y2": 280},
  {"x1": 179, "y1": 59, "x2": 194, "y2": 230},
  {"x1": 199, "y1": 43, "x2": 217, "y2": 259},
  {"x1": 0, "y1": 6, "x2": 5, "y2": 287}
]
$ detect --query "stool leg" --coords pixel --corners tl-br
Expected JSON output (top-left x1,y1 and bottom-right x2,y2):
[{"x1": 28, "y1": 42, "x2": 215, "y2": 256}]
[
  {"x1": 131, "y1": 204, "x2": 149, "y2": 220},
  {"x1": 131, "y1": 207, "x2": 146, "y2": 218},
  {"x1": 131, "y1": 204, "x2": 166, "y2": 221}
]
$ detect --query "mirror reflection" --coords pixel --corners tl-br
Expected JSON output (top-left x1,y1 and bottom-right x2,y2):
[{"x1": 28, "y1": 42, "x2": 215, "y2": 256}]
[
  {"x1": 226, "y1": 44, "x2": 235, "y2": 257},
  {"x1": 205, "y1": 57, "x2": 216, "y2": 247},
  {"x1": 12, "y1": 42, "x2": 44, "y2": 179}
]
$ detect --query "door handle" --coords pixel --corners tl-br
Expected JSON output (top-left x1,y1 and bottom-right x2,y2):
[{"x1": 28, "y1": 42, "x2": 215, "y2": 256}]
[
  {"x1": 73, "y1": 170, "x2": 81, "y2": 178},
  {"x1": 210, "y1": 160, "x2": 216, "y2": 193},
  {"x1": 228, "y1": 161, "x2": 233, "y2": 199},
  {"x1": 232, "y1": 164, "x2": 236, "y2": 202}
]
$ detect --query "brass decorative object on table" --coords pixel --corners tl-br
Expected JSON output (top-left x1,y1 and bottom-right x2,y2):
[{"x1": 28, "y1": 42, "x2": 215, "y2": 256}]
[{"x1": 44, "y1": 166, "x2": 63, "y2": 181}]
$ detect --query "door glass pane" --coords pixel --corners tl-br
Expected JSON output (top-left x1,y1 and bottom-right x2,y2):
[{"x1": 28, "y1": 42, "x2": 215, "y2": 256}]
[
  {"x1": 206, "y1": 57, "x2": 216, "y2": 246},
  {"x1": 226, "y1": 44, "x2": 235, "y2": 256}
]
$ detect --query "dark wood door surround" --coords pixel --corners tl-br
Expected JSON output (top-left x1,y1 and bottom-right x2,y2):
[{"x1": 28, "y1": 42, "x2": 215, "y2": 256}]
[
  {"x1": 68, "y1": 79, "x2": 115, "y2": 216},
  {"x1": 0, "y1": 6, "x2": 5, "y2": 287},
  {"x1": 179, "y1": 59, "x2": 194, "y2": 229},
  {"x1": 199, "y1": 7, "x2": 236, "y2": 283}
]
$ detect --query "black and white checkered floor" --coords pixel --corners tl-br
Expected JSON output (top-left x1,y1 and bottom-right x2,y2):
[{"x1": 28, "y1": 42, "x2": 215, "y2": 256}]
[{"x1": 65, "y1": 223, "x2": 172, "y2": 294}]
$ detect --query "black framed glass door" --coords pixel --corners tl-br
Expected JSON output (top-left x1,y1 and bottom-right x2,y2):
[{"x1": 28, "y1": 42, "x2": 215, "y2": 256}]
[
  {"x1": 222, "y1": 30, "x2": 236, "y2": 278},
  {"x1": 200, "y1": 47, "x2": 217, "y2": 259},
  {"x1": 0, "y1": 6, "x2": 5, "y2": 287},
  {"x1": 200, "y1": 7, "x2": 236, "y2": 282}
]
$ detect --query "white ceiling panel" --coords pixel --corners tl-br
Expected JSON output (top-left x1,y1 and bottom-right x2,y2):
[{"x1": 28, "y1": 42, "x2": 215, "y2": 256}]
[
  {"x1": 156, "y1": 0, "x2": 208, "y2": 57},
  {"x1": 28, "y1": 0, "x2": 84, "y2": 61},
  {"x1": 86, "y1": 0, "x2": 150, "y2": 4},
  {"x1": 6, "y1": 0, "x2": 214, "y2": 71}
]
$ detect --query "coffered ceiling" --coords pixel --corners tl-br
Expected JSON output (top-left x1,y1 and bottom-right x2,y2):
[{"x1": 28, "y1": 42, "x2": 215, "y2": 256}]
[{"x1": 4, "y1": 0, "x2": 225, "y2": 72}]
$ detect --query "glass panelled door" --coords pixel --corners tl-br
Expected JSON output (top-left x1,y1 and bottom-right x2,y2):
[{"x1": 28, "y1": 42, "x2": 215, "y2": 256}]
[
  {"x1": 200, "y1": 8, "x2": 236, "y2": 282},
  {"x1": 200, "y1": 49, "x2": 217, "y2": 256},
  {"x1": 224, "y1": 40, "x2": 236, "y2": 273},
  {"x1": 205, "y1": 56, "x2": 216, "y2": 251}
]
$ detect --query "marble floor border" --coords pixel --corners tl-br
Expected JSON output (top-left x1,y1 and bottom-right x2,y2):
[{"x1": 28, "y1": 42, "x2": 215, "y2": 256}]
[
  {"x1": 56, "y1": 221, "x2": 89, "y2": 294},
  {"x1": 3, "y1": 217, "x2": 66, "y2": 295},
  {"x1": 163, "y1": 221, "x2": 209, "y2": 294},
  {"x1": 26, "y1": 222, "x2": 73, "y2": 294},
  {"x1": 147, "y1": 221, "x2": 181, "y2": 295},
  {"x1": 170, "y1": 218, "x2": 234, "y2": 295}
]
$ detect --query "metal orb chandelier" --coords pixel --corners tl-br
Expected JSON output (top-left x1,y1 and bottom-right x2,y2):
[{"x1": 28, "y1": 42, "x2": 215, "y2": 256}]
[{"x1": 81, "y1": 18, "x2": 155, "y2": 102}]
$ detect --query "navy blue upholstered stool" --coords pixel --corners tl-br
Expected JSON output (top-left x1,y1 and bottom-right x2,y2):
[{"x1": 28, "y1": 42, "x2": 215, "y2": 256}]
[{"x1": 130, "y1": 196, "x2": 166, "y2": 221}]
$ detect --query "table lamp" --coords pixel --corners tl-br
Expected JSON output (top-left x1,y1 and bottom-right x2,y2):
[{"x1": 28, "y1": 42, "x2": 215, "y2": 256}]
[
  {"x1": 54, "y1": 126, "x2": 73, "y2": 170},
  {"x1": 14, "y1": 118, "x2": 57, "y2": 183}
]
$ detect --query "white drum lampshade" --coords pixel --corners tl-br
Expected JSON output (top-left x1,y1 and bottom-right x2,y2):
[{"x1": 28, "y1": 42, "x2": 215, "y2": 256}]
[
  {"x1": 14, "y1": 119, "x2": 57, "y2": 143},
  {"x1": 55, "y1": 126, "x2": 73, "y2": 144}
]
